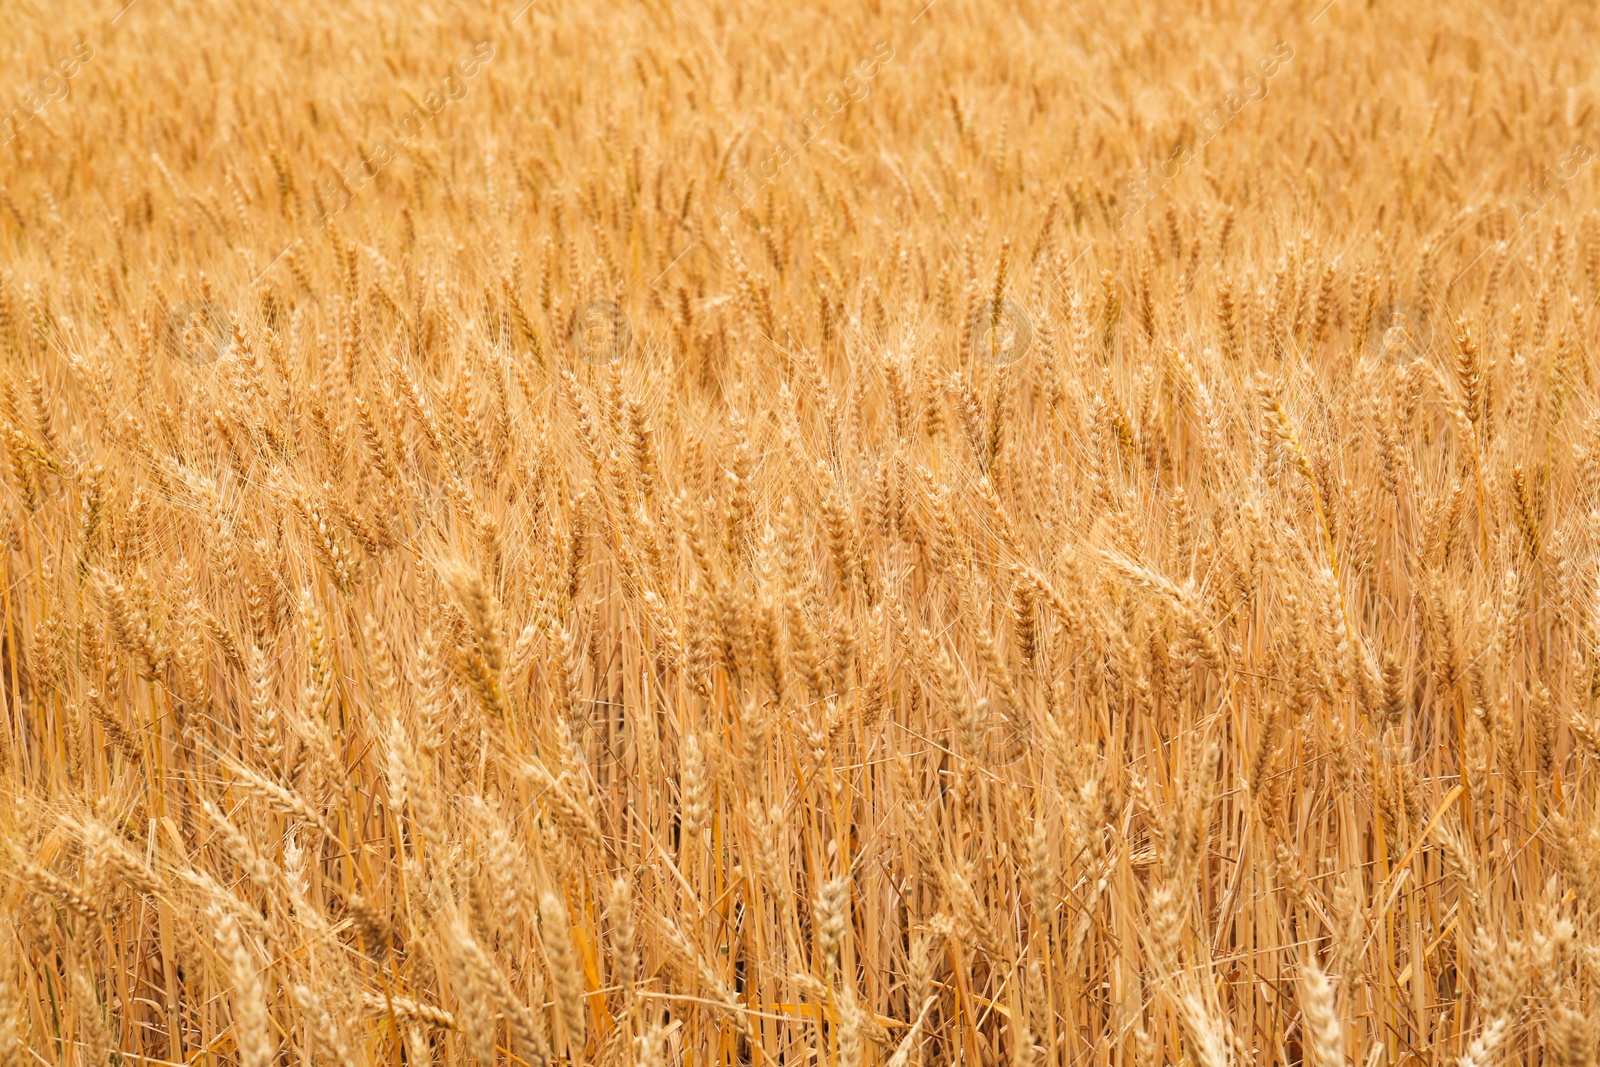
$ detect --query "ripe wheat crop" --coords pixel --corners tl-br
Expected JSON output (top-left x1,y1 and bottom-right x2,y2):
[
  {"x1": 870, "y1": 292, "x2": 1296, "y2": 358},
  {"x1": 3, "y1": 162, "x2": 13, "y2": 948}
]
[{"x1": 1, "y1": 0, "x2": 1598, "y2": 1063}]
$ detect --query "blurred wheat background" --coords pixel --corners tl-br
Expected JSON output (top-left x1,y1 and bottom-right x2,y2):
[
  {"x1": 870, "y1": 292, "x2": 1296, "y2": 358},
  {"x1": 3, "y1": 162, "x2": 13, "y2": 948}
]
[{"x1": 1, "y1": 0, "x2": 1598, "y2": 1063}]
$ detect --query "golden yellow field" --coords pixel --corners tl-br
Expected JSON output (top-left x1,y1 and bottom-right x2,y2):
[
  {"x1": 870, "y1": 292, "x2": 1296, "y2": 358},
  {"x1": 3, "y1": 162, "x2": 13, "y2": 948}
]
[{"x1": 2, "y1": 0, "x2": 1599, "y2": 1062}]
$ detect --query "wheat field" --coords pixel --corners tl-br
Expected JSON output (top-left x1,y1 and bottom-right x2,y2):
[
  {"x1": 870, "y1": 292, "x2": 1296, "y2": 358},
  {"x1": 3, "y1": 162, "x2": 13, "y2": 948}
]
[{"x1": 1, "y1": 0, "x2": 1598, "y2": 1063}]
